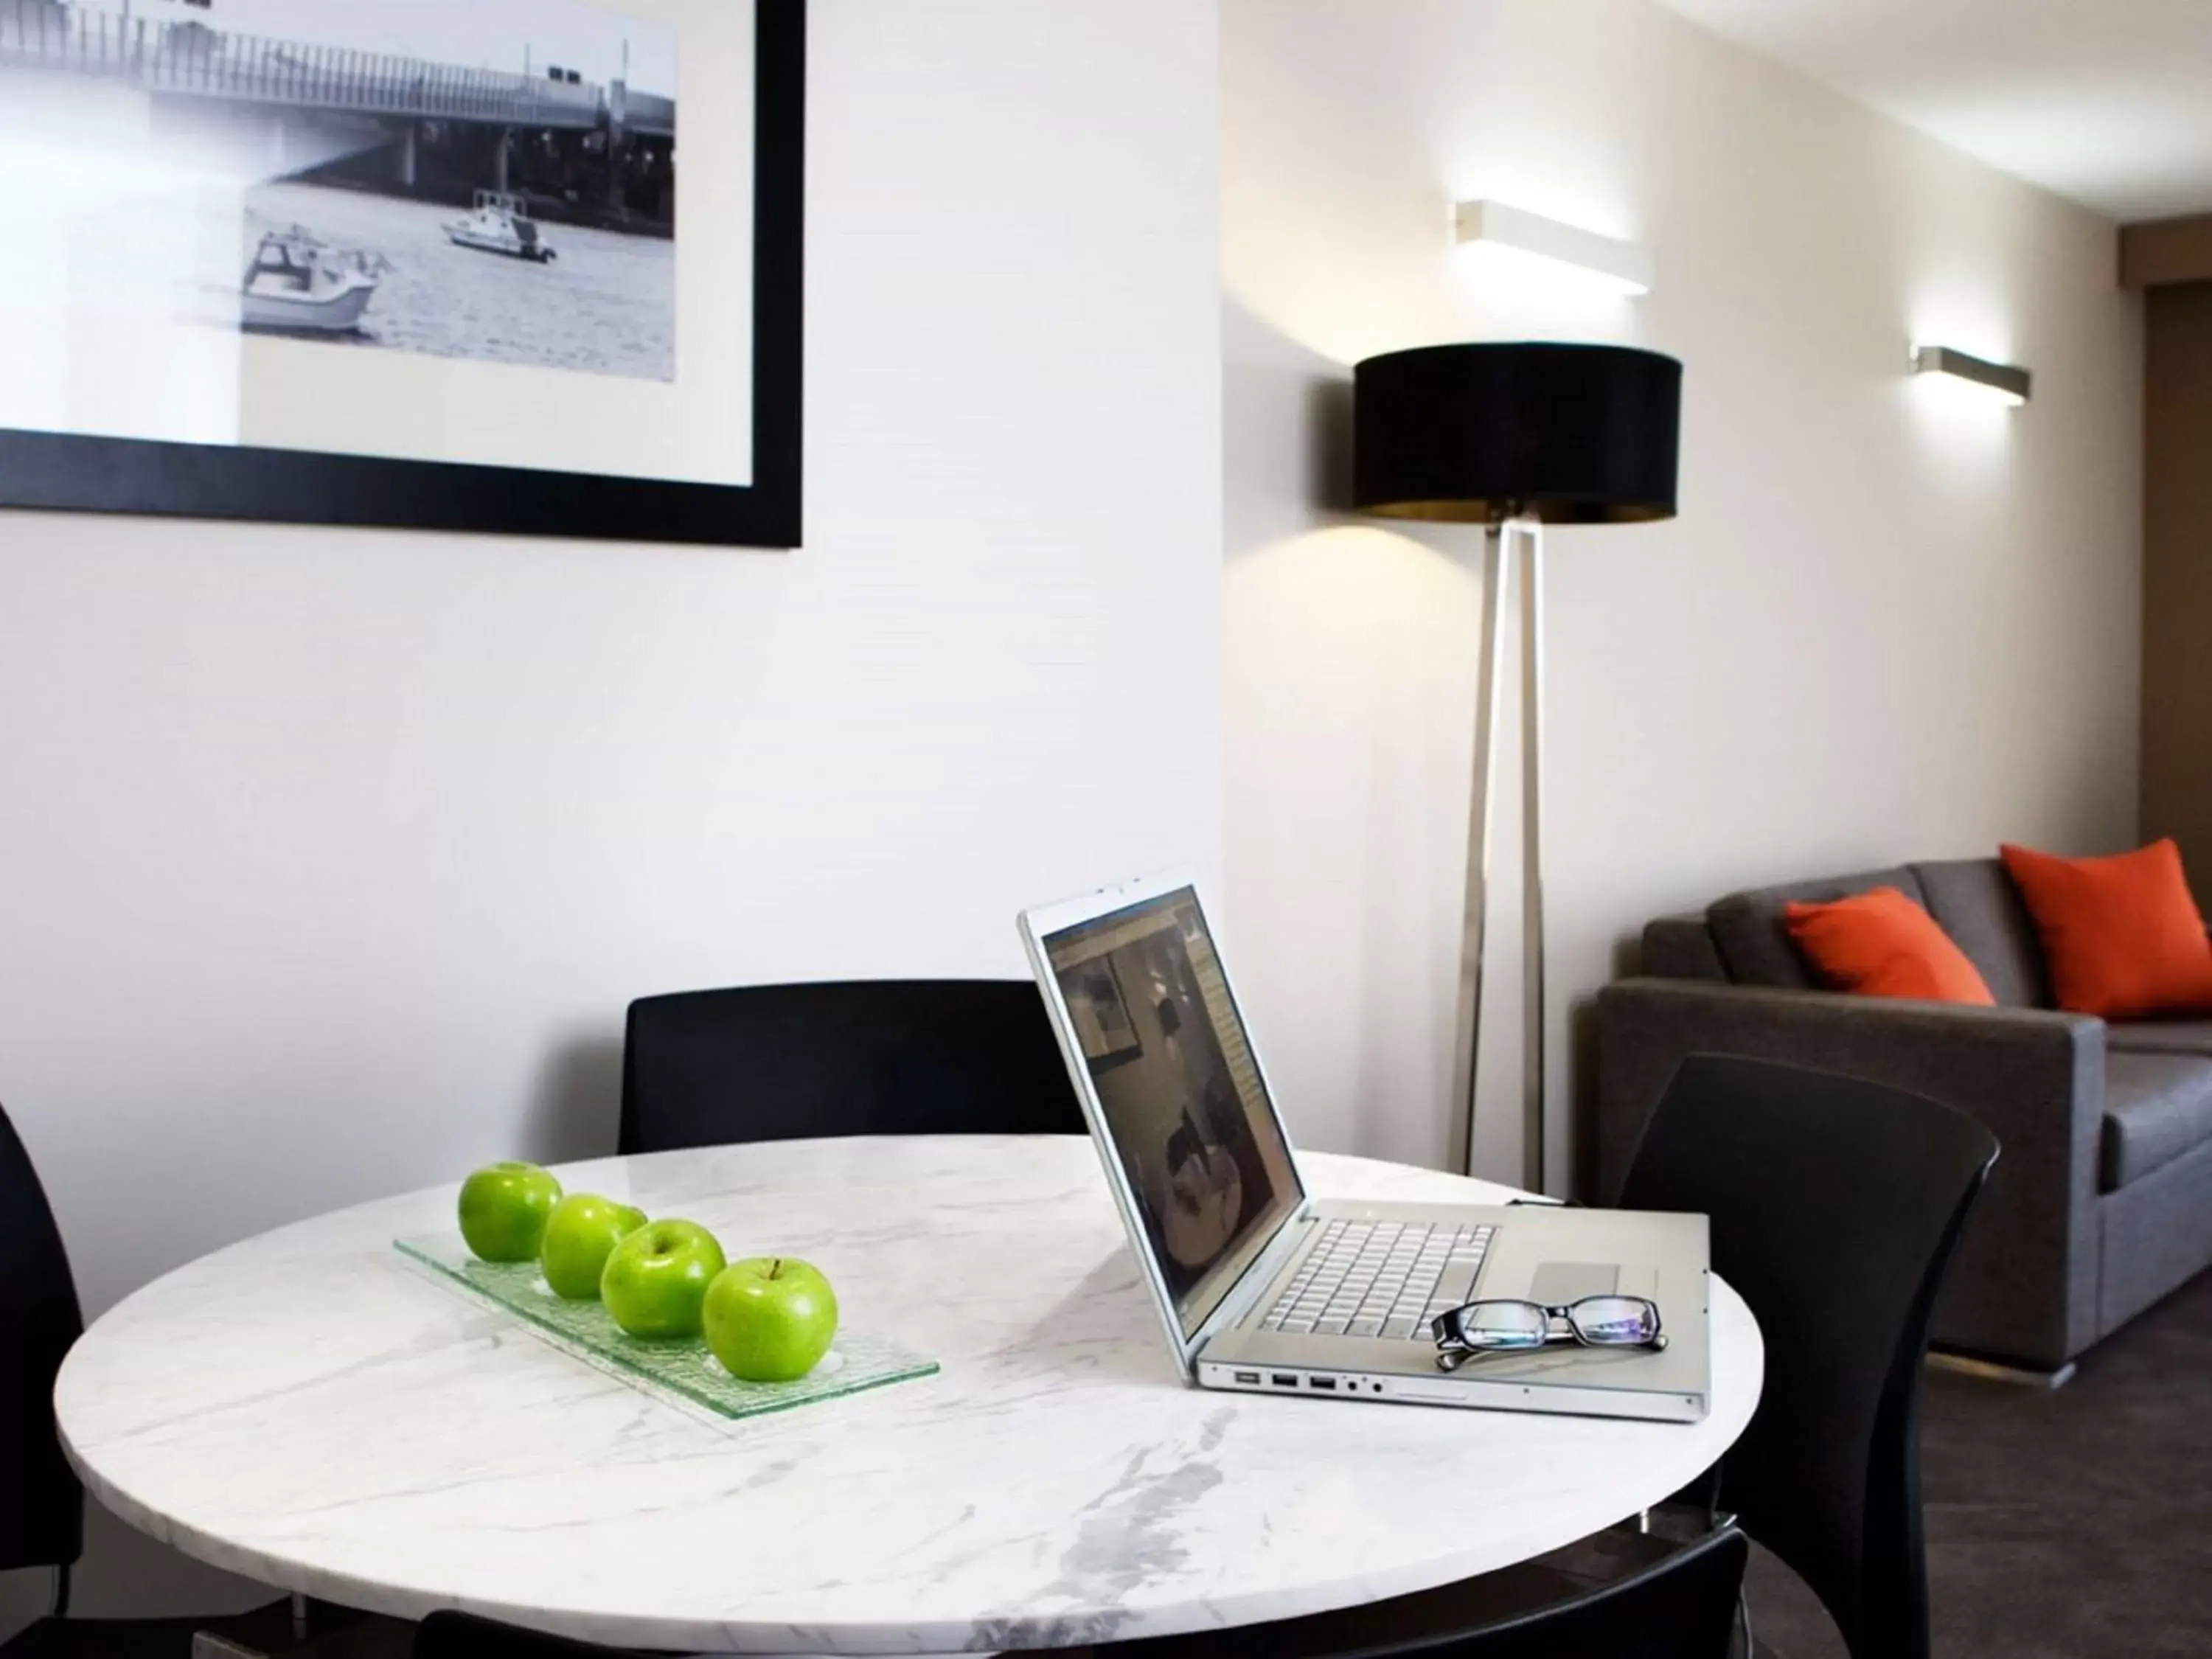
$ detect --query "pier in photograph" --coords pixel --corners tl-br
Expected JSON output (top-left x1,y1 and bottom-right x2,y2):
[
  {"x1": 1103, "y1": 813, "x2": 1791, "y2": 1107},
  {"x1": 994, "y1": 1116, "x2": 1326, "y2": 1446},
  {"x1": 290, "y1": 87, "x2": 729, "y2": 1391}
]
[
  {"x1": 1, "y1": 0, "x2": 681, "y2": 381},
  {"x1": 0, "y1": 0, "x2": 676, "y2": 234}
]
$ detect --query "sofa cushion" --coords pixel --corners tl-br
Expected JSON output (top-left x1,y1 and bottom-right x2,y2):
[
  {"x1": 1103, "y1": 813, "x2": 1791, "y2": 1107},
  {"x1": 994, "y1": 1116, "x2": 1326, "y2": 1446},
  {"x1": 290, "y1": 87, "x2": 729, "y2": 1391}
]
[
  {"x1": 2102, "y1": 1052, "x2": 2212, "y2": 1191},
  {"x1": 2107, "y1": 1021, "x2": 2212, "y2": 1058},
  {"x1": 1708, "y1": 866, "x2": 1927, "y2": 988},
  {"x1": 1913, "y1": 858, "x2": 2053, "y2": 1009},
  {"x1": 1641, "y1": 914, "x2": 1727, "y2": 981},
  {"x1": 1784, "y1": 888, "x2": 1996, "y2": 1004},
  {"x1": 2001, "y1": 839, "x2": 2212, "y2": 1018}
]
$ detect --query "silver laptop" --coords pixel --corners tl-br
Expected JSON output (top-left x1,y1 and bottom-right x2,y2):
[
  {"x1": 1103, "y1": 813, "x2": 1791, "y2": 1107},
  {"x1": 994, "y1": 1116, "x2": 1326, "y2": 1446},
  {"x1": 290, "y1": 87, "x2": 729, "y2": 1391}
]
[{"x1": 1020, "y1": 872, "x2": 1711, "y2": 1422}]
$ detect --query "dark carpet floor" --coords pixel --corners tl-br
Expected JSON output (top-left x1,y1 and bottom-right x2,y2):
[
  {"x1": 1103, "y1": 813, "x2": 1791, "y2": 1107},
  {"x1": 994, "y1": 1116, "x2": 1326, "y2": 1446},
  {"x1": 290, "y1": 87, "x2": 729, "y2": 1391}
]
[{"x1": 1748, "y1": 1269, "x2": 2212, "y2": 1658}]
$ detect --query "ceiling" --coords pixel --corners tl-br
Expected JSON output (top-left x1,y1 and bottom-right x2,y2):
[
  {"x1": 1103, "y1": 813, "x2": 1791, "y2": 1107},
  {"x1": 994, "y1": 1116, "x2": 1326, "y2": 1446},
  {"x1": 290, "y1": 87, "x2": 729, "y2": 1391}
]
[{"x1": 1659, "y1": 0, "x2": 2212, "y2": 223}]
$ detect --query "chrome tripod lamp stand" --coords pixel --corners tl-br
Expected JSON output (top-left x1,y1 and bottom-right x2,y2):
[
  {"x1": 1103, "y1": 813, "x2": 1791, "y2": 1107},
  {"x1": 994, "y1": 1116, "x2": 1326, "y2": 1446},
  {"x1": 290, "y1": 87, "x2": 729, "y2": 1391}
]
[{"x1": 1352, "y1": 342, "x2": 1682, "y2": 1192}]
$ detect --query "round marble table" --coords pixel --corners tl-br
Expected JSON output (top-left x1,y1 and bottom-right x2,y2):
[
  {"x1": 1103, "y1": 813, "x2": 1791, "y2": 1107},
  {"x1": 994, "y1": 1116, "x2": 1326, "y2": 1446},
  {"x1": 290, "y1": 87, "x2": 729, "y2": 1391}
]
[{"x1": 57, "y1": 1136, "x2": 1762, "y2": 1654}]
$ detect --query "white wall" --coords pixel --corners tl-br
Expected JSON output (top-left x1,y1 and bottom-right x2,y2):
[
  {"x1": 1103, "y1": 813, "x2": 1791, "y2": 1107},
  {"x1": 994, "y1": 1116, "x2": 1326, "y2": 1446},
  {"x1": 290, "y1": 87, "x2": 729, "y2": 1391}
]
[
  {"x1": 0, "y1": 0, "x2": 1220, "y2": 1625},
  {"x1": 1220, "y1": 0, "x2": 2141, "y2": 1183}
]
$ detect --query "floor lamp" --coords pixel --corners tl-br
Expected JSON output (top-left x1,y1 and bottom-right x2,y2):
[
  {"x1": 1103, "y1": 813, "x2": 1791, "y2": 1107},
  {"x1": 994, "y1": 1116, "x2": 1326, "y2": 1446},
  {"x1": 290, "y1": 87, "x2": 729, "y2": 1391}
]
[{"x1": 1351, "y1": 343, "x2": 1682, "y2": 1192}]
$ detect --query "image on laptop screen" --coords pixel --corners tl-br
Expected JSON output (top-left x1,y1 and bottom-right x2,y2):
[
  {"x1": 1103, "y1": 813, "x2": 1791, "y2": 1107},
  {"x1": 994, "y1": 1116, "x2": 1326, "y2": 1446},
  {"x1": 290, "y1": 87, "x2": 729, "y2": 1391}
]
[{"x1": 1040, "y1": 886, "x2": 1305, "y2": 1338}]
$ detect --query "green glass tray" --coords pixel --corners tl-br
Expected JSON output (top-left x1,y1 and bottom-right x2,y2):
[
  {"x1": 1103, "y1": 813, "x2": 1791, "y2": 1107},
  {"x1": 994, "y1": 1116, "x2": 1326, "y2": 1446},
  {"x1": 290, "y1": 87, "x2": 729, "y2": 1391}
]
[{"x1": 395, "y1": 1234, "x2": 938, "y2": 1421}]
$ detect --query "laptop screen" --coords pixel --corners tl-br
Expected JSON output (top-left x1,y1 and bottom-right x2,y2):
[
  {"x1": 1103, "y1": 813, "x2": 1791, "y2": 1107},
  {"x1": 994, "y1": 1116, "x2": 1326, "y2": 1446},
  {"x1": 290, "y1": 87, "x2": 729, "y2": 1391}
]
[{"x1": 1039, "y1": 886, "x2": 1305, "y2": 1339}]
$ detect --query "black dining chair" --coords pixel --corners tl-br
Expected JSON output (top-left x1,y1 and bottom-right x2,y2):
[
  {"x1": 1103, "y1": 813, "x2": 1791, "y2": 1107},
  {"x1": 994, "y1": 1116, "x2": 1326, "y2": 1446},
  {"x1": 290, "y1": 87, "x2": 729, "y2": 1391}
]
[
  {"x1": 618, "y1": 978, "x2": 1084, "y2": 1155},
  {"x1": 0, "y1": 1098, "x2": 291, "y2": 1658},
  {"x1": 1617, "y1": 1054, "x2": 2000, "y2": 1659},
  {"x1": 413, "y1": 1612, "x2": 648, "y2": 1659},
  {"x1": 1078, "y1": 1523, "x2": 1749, "y2": 1659},
  {"x1": 1, "y1": 1096, "x2": 86, "y2": 1629}
]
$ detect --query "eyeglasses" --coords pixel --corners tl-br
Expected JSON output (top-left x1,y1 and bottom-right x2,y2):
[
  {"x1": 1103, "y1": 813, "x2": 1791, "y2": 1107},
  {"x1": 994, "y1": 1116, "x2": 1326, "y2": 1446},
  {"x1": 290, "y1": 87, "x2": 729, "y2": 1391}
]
[{"x1": 1430, "y1": 1295, "x2": 1666, "y2": 1372}]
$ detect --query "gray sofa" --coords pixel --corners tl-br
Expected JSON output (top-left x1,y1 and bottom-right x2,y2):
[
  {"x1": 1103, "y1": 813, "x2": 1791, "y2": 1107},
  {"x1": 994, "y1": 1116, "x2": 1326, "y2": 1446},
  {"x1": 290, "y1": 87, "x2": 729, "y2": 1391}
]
[{"x1": 1595, "y1": 858, "x2": 2212, "y2": 1377}]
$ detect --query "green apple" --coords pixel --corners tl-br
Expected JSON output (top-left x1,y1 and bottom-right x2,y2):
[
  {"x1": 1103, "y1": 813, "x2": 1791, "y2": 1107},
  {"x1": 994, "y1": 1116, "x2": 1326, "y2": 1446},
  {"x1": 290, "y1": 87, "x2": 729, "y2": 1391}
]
[
  {"x1": 458, "y1": 1162, "x2": 563, "y2": 1262},
  {"x1": 703, "y1": 1257, "x2": 839, "y2": 1382},
  {"x1": 599, "y1": 1219, "x2": 727, "y2": 1338},
  {"x1": 538, "y1": 1194, "x2": 649, "y2": 1300}
]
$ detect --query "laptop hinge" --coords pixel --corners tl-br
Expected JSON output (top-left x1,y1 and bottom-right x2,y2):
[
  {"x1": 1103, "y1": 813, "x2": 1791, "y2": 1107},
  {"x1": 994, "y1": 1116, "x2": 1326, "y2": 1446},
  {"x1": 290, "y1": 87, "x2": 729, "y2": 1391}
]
[{"x1": 1188, "y1": 1202, "x2": 1318, "y2": 1360}]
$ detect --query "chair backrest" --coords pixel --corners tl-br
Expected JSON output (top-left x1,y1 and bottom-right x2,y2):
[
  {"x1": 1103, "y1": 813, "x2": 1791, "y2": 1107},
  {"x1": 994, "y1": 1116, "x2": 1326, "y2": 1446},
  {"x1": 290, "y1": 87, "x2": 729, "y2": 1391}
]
[
  {"x1": 1618, "y1": 1056, "x2": 1998, "y2": 1659},
  {"x1": 0, "y1": 1097, "x2": 87, "y2": 1575},
  {"x1": 414, "y1": 1530, "x2": 1747, "y2": 1659},
  {"x1": 619, "y1": 979, "x2": 1085, "y2": 1155},
  {"x1": 414, "y1": 1611, "x2": 644, "y2": 1659}
]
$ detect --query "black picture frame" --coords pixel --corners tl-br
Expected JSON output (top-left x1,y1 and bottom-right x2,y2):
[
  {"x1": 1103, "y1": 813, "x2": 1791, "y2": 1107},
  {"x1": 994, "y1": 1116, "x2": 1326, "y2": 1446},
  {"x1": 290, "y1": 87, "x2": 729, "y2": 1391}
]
[{"x1": 0, "y1": 0, "x2": 804, "y2": 551}]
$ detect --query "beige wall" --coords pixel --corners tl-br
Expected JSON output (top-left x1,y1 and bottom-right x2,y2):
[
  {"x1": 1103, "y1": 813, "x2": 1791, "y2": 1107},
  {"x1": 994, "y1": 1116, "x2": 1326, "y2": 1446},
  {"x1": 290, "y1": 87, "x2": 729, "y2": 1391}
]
[
  {"x1": 0, "y1": 0, "x2": 1220, "y2": 1628},
  {"x1": 1220, "y1": 0, "x2": 2143, "y2": 1184}
]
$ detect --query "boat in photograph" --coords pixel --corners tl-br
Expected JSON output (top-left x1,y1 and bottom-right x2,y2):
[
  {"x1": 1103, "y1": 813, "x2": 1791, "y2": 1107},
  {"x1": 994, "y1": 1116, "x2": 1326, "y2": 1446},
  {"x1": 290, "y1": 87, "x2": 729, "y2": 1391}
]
[
  {"x1": 240, "y1": 229, "x2": 385, "y2": 333},
  {"x1": 443, "y1": 190, "x2": 559, "y2": 263}
]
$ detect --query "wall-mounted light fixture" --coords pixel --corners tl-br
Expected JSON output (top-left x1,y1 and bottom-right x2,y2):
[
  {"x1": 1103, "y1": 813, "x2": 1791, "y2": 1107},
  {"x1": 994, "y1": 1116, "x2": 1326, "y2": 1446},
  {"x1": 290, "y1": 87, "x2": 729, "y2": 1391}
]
[
  {"x1": 1911, "y1": 344, "x2": 2031, "y2": 407},
  {"x1": 1452, "y1": 201, "x2": 1655, "y2": 297}
]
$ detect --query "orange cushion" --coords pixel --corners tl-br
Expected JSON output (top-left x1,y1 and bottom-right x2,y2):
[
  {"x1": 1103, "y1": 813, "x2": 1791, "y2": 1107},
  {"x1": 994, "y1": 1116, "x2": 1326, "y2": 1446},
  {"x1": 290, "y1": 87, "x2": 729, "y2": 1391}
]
[
  {"x1": 2000, "y1": 839, "x2": 2212, "y2": 1018},
  {"x1": 1784, "y1": 887, "x2": 1996, "y2": 1005}
]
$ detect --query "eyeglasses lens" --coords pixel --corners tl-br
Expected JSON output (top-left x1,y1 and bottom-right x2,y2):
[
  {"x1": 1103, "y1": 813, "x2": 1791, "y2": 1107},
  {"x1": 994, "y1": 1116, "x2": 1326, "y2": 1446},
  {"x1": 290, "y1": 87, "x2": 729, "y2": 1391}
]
[
  {"x1": 1454, "y1": 1302, "x2": 1551, "y2": 1350},
  {"x1": 1568, "y1": 1296, "x2": 1660, "y2": 1346}
]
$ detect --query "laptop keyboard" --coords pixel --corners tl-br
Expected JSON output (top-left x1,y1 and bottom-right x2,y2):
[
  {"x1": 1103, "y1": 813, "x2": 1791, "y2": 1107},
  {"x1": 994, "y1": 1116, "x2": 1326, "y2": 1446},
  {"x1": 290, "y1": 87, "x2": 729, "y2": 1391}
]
[{"x1": 1259, "y1": 1219, "x2": 1497, "y2": 1341}]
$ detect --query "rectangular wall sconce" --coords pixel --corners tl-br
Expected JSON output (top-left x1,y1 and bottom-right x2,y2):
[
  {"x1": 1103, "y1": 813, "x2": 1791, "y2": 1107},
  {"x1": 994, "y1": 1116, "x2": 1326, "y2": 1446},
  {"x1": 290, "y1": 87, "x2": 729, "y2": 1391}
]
[
  {"x1": 1911, "y1": 344, "x2": 2031, "y2": 406},
  {"x1": 1453, "y1": 201, "x2": 1655, "y2": 296}
]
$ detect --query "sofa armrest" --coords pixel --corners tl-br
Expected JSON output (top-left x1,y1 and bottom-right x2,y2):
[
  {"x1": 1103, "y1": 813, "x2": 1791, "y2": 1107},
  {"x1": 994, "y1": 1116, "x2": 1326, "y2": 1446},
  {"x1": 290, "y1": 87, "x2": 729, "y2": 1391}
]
[{"x1": 1595, "y1": 978, "x2": 2104, "y2": 1371}]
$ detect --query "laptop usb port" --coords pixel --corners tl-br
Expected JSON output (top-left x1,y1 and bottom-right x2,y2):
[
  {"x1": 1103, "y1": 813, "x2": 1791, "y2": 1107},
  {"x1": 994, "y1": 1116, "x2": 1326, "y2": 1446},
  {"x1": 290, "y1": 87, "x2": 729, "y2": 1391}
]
[
  {"x1": 1308, "y1": 1376, "x2": 1337, "y2": 1391},
  {"x1": 1270, "y1": 1373, "x2": 1298, "y2": 1388},
  {"x1": 1232, "y1": 1371, "x2": 1262, "y2": 1385}
]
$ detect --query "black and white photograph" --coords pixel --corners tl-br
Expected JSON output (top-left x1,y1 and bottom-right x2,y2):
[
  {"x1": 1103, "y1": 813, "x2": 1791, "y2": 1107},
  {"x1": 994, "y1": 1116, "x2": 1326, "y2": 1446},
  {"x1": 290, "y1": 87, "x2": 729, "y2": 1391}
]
[
  {"x1": 6, "y1": 0, "x2": 678, "y2": 381},
  {"x1": 0, "y1": 0, "x2": 801, "y2": 546}
]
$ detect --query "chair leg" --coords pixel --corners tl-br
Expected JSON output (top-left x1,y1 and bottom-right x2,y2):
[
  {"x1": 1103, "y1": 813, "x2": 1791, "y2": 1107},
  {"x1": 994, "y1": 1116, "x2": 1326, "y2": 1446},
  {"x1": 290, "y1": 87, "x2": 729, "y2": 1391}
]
[
  {"x1": 52, "y1": 1563, "x2": 71, "y2": 1619},
  {"x1": 1736, "y1": 1590, "x2": 1754, "y2": 1658}
]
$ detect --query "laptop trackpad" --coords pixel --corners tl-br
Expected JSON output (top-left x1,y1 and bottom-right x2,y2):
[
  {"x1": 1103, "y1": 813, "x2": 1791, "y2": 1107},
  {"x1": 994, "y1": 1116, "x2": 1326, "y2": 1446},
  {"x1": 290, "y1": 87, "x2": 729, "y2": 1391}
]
[{"x1": 1528, "y1": 1262, "x2": 1621, "y2": 1304}]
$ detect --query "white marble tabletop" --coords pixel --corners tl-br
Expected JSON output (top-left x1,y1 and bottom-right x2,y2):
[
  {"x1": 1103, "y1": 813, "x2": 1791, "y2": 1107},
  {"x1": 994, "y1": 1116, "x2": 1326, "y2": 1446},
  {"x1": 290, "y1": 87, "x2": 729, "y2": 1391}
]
[{"x1": 57, "y1": 1136, "x2": 1761, "y2": 1654}]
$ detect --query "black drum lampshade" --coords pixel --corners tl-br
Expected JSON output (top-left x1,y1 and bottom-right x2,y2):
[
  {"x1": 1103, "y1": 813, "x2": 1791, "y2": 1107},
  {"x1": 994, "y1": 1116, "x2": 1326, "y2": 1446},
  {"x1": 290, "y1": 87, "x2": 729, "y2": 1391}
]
[{"x1": 1352, "y1": 342, "x2": 1683, "y2": 524}]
